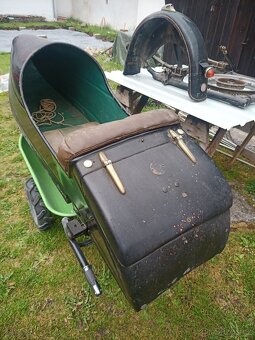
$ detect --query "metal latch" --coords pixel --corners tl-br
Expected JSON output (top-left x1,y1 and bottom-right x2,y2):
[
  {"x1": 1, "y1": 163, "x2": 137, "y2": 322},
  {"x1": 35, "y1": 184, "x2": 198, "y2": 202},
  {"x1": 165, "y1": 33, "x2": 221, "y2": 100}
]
[
  {"x1": 99, "y1": 151, "x2": 126, "y2": 194},
  {"x1": 168, "y1": 129, "x2": 197, "y2": 163}
]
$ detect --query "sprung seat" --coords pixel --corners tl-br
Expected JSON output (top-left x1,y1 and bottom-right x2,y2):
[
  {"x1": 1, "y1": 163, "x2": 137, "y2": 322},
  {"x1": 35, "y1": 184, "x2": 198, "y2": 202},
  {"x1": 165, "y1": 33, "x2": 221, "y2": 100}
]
[{"x1": 55, "y1": 109, "x2": 179, "y2": 172}]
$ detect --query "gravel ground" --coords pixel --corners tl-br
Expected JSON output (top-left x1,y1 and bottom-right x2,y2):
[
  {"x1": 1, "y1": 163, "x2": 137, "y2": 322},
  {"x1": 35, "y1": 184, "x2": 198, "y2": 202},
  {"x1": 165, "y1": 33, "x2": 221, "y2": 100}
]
[
  {"x1": 231, "y1": 189, "x2": 255, "y2": 223},
  {"x1": 0, "y1": 28, "x2": 112, "y2": 52}
]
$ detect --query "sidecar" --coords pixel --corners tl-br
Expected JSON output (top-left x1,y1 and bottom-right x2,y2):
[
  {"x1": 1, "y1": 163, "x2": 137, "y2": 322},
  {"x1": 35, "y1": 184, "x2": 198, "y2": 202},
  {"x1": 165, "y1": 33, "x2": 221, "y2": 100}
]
[{"x1": 9, "y1": 10, "x2": 232, "y2": 311}]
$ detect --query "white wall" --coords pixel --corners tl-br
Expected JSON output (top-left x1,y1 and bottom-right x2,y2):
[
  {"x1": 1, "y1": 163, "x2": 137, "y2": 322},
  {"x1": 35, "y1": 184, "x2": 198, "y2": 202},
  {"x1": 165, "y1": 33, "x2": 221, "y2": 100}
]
[
  {"x1": 137, "y1": 0, "x2": 165, "y2": 26},
  {"x1": 0, "y1": 0, "x2": 55, "y2": 20},
  {"x1": 71, "y1": 0, "x2": 139, "y2": 30},
  {"x1": 0, "y1": 0, "x2": 166, "y2": 28},
  {"x1": 69, "y1": 0, "x2": 164, "y2": 30},
  {"x1": 55, "y1": 0, "x2": 72, "y2": 18}
]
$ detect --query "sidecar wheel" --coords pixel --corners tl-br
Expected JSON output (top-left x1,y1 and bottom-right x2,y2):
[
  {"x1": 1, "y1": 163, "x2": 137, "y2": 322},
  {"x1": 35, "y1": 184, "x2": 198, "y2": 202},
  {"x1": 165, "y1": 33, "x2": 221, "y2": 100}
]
[{"x1": 25, "y1": 178, "x2": 54, "y2": 231}]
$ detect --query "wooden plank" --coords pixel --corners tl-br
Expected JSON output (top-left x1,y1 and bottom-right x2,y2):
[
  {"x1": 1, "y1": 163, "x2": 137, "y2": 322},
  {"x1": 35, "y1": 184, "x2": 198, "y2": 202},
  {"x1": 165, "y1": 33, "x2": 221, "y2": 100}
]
[
  {"x1": 216, "y1": 149, "x2": 255, "y2": 168},
  {"x1": 229, "y1": 122, "x2": 255, "y2": 166},
  {"x1": 219, "y1": 0, "x2": 239, "y2": 47},
  {"x1": 208, "y1": 0, "x2": 223, "y2": 58},
  {"x1": 242, "y1": 149, "x2": 255, "y2": 164},
  {"x1": 115, "y1": 86, "x2": 131, "y2": 107},
  {"x1": 182, "y1": 115, "x2": 209, "y2": 147},
  {"x1": 165, "y1": 0, "x2": 254, "y2": 76},
  {"x1": 194, "y1": 0, "x2": 210, "y2": 35},
  {"x1": 228, "y1": 0, "x2": 254, "y2": 69},
  {"x1": 212, "y1": 0, "x2": 239, "y2": 61},
  {"x1": 236, "y1": 2, "x2": 255, "y2": 76},
  {"x1": 206, "y1": 127, "x2": 226, "y2": 156},
  {"x1": 133, "y1": 95, "x2": 149, "y2": 114}
]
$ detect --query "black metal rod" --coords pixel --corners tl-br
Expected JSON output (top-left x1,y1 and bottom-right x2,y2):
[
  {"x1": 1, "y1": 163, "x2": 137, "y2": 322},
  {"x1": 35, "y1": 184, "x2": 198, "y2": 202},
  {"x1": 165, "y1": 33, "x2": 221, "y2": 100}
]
[
  {"x1": 69, "y1": 238, "x2": 101, "y2": 296},
  {"x1": 166, "y1": 78, "x2": 251, "y2": 108}
]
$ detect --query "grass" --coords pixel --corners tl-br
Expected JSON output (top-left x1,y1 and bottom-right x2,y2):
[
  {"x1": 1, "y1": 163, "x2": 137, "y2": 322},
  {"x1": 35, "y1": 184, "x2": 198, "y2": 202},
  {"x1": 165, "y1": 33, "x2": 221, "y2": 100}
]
[
  {"x1": 0, "y1": 18, "x2": 117, "y2": 42},
  {"x1": 0, "y1": 20, "x2": 63, "y2": 30},
  {"x1": 0, "y1": 53, "x2": 255, "y2": 339},
  {"x1": 215, "y1": 151, "x2": 255, "y2": 208},
  {"x1": 0, "y1": 53, "x2": 10, "y2": 75}
]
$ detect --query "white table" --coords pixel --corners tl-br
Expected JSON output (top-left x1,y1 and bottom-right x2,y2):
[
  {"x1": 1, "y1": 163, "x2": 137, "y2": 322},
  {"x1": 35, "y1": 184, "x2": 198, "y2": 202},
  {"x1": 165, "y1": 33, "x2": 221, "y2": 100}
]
[{"x1": 106, "y1": 69, "x2": 255, "y2": 162}]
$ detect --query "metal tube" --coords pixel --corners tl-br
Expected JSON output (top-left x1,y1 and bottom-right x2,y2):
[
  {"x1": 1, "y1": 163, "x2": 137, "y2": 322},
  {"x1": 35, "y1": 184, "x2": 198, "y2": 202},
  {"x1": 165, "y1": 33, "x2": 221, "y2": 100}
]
[{"x1": 69, "y1": 238, "x2": 101, "y2": 296}]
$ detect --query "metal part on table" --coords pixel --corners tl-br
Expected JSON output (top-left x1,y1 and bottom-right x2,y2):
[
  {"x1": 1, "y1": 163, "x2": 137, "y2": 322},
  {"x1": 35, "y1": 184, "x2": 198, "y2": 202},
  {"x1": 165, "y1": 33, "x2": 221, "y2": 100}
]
[
  {"x1": 146, "y1": 54, "x2": 255, "y2": 107},
  {"x1": 147, "y1": 64, "x2": 188, "y2": 84},
  {"x1": 123, "y1": 9, "x2": 210, "y2": 102},
  {"x1": 146, "y1": 65, "x2": 255, "y2": 107},
  {"x1": 149, "y1": 56, "x2": 189, "y2": 82},
  {"x1": 208, "y1": 58, "x2": 229, "y2": 72},
  {"x1": 216, "y1": 77, "x2": 245, "y2": 90},
  {"x1": 208, "y1": 73, "x2": 255, "y2": 95},
  {"x1": 99, "y1": 151, "x2": 126, "y2": 194},
  {"x1": 219, "y1": 45, "x2": 236, "y2": 72}
]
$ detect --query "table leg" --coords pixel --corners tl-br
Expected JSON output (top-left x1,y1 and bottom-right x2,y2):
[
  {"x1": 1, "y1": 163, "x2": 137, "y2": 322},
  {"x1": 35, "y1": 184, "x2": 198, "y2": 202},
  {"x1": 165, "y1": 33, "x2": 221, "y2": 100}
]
[
  {"x1": 206, "y1": 128, "x2": 226, "y2": 157},
  {"x1": 182, "y1": 115, "x2": 209, "y2": 150},
  {"x1": 229, "y1": 122, "x2": 255, "y2": 166},
  {"x1": 115, "y1": 86, "x2": 148, "y2": 114},
  {"x1": 132, "y1": 95, "x2": 149, "y2": 114}
]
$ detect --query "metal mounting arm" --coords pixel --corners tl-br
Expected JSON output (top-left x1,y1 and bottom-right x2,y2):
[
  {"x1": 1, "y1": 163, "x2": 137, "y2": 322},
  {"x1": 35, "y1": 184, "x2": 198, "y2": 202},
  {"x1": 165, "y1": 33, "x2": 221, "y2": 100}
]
[{"x1": 62, "y1": 217, "x2": 101, "y2": 297}]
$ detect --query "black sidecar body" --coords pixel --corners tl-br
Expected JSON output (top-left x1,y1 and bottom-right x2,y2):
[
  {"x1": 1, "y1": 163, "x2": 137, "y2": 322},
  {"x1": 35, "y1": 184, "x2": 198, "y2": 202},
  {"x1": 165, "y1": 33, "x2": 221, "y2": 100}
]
[{"x1": 9, "y1": 10, "x2": 232, "y2": 311}]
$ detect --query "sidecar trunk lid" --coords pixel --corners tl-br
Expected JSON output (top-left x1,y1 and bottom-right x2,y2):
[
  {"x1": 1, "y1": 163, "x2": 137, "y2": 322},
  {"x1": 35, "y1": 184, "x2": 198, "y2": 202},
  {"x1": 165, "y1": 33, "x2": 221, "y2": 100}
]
[
  {"x1": 72, "y1": 128, "x2": 232, "y2": 267},
  {"x1": 69, "y1": 124, "x2": 232, "y2": 310}
]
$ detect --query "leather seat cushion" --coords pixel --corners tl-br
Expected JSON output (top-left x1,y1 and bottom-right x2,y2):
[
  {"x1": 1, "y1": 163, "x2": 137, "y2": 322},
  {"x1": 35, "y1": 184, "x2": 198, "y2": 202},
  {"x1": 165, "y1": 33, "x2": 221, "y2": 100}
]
[
  {"x1": 43, "y1": 122, "x2": 99, "y2": 153},
  {"x1": 57, "y1": 108, "x2": 179, "y2": 172}
]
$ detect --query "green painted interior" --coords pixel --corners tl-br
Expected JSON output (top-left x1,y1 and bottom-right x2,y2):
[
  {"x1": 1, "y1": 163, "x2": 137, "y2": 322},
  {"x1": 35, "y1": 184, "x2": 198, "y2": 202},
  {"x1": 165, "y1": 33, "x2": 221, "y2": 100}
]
[
  {"x1": 19, "y1": 135, "x2": 76, "y2": 217},
  {"x1": 22, "y1": 43, "x2": 127, "y2": 133},
  {"x1": 19, "y1": 43, "x2": 128, "y2": 216}
]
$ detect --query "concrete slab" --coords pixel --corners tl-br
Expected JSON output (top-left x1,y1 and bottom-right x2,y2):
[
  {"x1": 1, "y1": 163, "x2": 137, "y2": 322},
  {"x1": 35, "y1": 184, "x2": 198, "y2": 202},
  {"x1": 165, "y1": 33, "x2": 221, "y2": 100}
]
[{"x1": 0, "y1": 28, "x2": 112, "y2": 53}]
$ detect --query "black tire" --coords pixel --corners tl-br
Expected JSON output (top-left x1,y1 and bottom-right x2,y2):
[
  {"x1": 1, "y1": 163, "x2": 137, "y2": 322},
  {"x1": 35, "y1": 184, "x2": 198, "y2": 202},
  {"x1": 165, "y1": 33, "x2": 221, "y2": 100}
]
[{"x1": 25, "y1": 178, "x2": 54, "y2": 231}]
